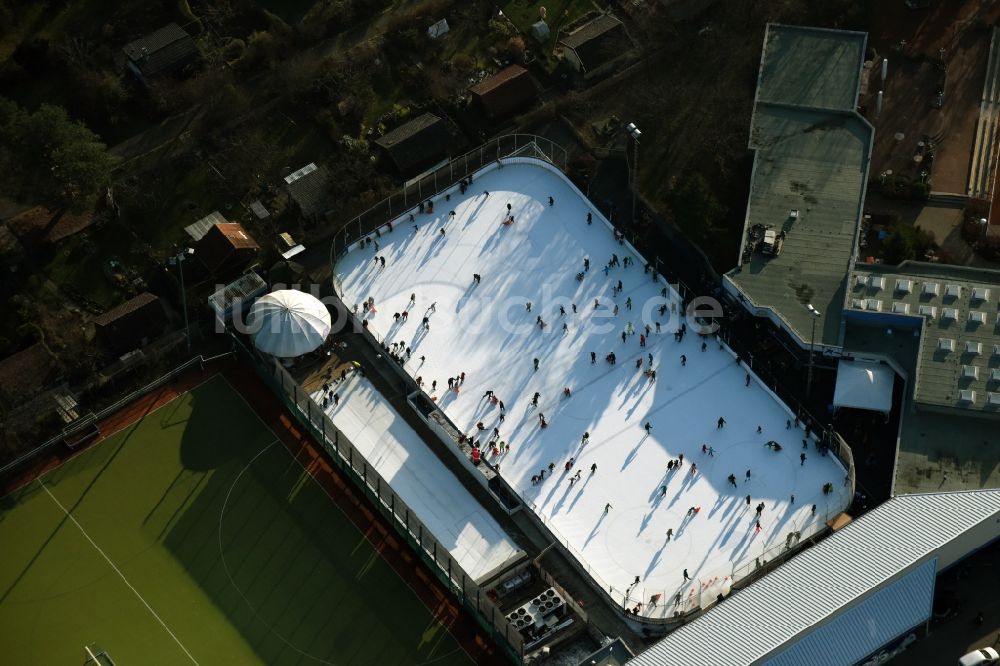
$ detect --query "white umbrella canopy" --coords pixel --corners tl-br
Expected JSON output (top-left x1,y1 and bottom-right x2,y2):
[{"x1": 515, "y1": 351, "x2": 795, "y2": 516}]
[{"x1": 249, "y1": 290, "x2": 331, "y2": 357}]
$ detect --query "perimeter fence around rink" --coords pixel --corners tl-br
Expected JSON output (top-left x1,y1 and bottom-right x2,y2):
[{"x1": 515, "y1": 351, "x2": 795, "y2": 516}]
[
  {"x1": 230, "y1": 332, "x2": 526, "y2": 664},
  {"x1": 329, "y1": 134, "x2": 567, "y2": 272},
  {"x1": 327, "y1": 144, "x2": 856, "y2": 627}
]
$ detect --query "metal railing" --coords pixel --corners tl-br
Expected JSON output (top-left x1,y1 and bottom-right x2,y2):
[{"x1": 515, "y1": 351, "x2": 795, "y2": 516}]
[
  {"x1": 325, "y1": 151, "x2": 857, "y2": 625},
  {"x1": 230, "y1": 333, "x2": 525, "y2": 663},
  {"x1": 0, "y1": 351, "x2": 234, "y2": 480},
  {"x1": 328, "y1": 134, "x2": 568, "y2": 273}
]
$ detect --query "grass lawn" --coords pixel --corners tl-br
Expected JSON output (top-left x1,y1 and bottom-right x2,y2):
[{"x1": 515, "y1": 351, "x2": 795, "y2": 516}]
[
  {"x1": 0, "y1": 376, "x2": 475, "y2": 666},
  {"x1": 500, "y1": 0, "x2": 593, "y2": 69}
]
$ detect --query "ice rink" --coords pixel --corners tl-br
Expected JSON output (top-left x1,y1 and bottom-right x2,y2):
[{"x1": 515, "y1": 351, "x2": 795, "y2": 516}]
[
  {"x1": 334, "y1": 159, "x2": 851, "y2": 617},
  {"x1": 310, "y1": 374, "x2": 524, "y2": 583}
]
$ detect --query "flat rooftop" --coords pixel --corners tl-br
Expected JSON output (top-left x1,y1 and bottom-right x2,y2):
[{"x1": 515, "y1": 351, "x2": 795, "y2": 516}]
[
  {"x1": 850, "y1": 262, "x2": 1000, "y2": 413},
  {"x1": 757, "y1": 25, "x2": 868, "y2": 111},
  {"x1": 726, "y1": 25, "x2": 872, "y2": 349},
  {"x1": 334, "y1": 159, "x2": 851, "y2": 620},
  {"x1": 311, "y1": 374, "x2": 525, "y2": 583},
  {"x1": 845, "y1": 262, "x2": 1000, "y2": 495}
]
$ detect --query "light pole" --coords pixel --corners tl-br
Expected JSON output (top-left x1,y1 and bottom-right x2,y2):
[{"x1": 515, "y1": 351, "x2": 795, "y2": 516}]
[
  {"x1": 805, "y1": 303, "x2": 821, "y2": 399},
  {"x1": 626, "y1": 122, "x2": 641, "y2": 226},
  {"x1": 169, "y1": 247, "x2": 195, "y2": 353}
]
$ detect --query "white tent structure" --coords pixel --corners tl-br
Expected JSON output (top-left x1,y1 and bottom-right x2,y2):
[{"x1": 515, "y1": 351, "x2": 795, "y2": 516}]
[
  {"x1": 833, "y1": 359, "x2": 894, "y2": 414},
  {"x1": 248, "y1": 290, "x2": 331, "y2": 358}
]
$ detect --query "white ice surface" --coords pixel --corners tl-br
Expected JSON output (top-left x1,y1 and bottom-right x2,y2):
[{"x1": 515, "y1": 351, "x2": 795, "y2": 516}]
[
  {"x1": 335, "y1": 160, "x2": 851, "y2": 617},
  {"x1": 311, "y1": 375, "x2": 524, "y2": 583}
]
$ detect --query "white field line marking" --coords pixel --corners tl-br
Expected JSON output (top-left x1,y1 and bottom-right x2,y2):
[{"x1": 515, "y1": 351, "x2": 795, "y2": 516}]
[{"x1": 38, "y1": 480, "x2": 199, "y2": 665}]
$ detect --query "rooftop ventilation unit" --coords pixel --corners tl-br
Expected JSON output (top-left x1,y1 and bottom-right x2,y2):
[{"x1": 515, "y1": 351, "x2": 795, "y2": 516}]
[
  {"x1": 938, "y1": 338, "x2": 955, "y2": 352},
  {"x1": 922, "y1": 282, "x2": 940, "y2": 296},
  {"x1": 972, "y1": 287, "x2": 990, "y2": 302},
  {"x1": 869, "y1": 276, "x2": 886, "y2": 291},
  {"x1": 988, "y1": 392, "x2": 1000, "y2": 406},
  {"x1": 854, "y1": 275, "x2": 868, "y2": 288},
  {"x1": 941, "y1": 307, "x2": 959, "y2": 321},
  {"x1": 865, "y1": 299, "x2": 882, "y2": 312},
  {"x1": 969, "y1": 311, "x2": 987, "y2": 325},
  {"x1": 963, "y1": 365, "x2": 979, "y2": 379},
  {"x1": 892, "y1": 302, "x2": 910, "y2": 314},
  {"x1": 895, "y1": 278, "x2": 913, "y2": 293},
  {"x1": 918, "y1": 305, "x2": 937, "y2": 318},
  {"x1": 944, "y1": 284, "x2": 962, "y2": 298},
  {"x1": 959, "y1": 389, "x2": 976, "y2": 404},
  {"x1": 966, "y1": 341, "x2": 983, "y2": 355}
]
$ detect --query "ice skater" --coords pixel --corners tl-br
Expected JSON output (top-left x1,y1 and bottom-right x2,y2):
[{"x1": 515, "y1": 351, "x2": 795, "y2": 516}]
[
  {"x1": 717, "y1": 416, "x2": 726, "y2": 428},
  {"x1": 582, "y1": 432, "x2": 590, "y2": 445},
  {"x1": 591, "y1": 463, "x2": 597, "y2": 474},
  {"x1": 533, "y1": 358, "x2": 540, "y2": 371},
  {"x1": 473, "y1": 273, "x2": 481, "y2": 284},
  {"x1": 644, "y1": 421, "x2": 652, "y2": 433},
  {"x1": 604, "y1": 503, "x2": 612, "y2": 514},
  {"x1": 666, "y1": 528, "x2": 673, "y2": 540},
  {"x1": 745, "y1": 468, "x2": 751, "y2": 482},
  {"x1": 591, "y1": 351, "x2": 596, "y2": 364},
  {"x1": 532, "y1": 391, "x2": 541, "y2": 406},
  {"x1": 548, "y1": 196, "x2": 554, "y2": 206}
]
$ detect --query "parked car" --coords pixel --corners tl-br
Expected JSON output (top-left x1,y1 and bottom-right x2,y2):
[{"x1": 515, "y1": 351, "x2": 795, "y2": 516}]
[{"x1": 959, "y1": 647, "x2": 999, "y2": 666}]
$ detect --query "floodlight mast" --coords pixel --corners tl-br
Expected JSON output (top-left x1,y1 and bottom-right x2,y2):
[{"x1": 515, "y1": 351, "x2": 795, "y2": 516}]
[
  {"x1": 806, "y1": 303, "x2": 821, "y2": 398},
  {"x1": 169, "y1": 248, "x2": 195, "y2": 353},
  {"x1": 625, "y1": 123, "x2": 641, "y2": 226}
]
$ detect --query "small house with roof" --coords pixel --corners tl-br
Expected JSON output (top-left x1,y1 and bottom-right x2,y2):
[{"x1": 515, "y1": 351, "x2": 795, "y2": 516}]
[
  {"x1": 374, "y1": 113, "x2": 451, "y2": 178},
  {"x1": 284, "y1": 164, "x2": 334, "y2": 222},
  {"x1": 93, "y1": 292, "x2": 168, "y2": 354},
  {"x1": 558, "y1": 14, "x2": 632, "y2": 80},
  {"x1": 195, "y1": 221, "x2": 260, "y2": 279},
  {"x1": 122, "y1": 23, "x2": 200, "y2": 84},
  {"x1": 469, "y1": 66, "x2": 538, "y2": 120}
]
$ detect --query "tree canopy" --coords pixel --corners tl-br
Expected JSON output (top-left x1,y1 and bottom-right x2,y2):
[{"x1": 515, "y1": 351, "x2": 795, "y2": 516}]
[{"x1": 0, "y1": 98, "x2": 116, "y2": 208}]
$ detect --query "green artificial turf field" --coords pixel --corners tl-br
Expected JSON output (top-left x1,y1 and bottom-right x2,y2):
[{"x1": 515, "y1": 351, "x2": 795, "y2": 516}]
[{"x1": 0, "y1": 376, "x2": 475, "y2": 666}]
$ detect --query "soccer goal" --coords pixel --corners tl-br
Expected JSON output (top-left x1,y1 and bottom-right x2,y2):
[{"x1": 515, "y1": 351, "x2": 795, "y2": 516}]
[{"x1": 84, "y1": 643, "x2": 116, "y2": 665}]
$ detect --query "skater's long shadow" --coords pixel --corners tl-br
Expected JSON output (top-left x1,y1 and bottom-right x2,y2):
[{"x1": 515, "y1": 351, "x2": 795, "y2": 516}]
[
  {"x1": 636, "y1": 510, "x2": 654, "y2": 535},
  {"x1": 583, "y1": 511, "x2": 609, "y2": 549},
  {"x1": 620, "y1": 433, "x2": 649, "y2": 471},
  {"x1": 550, "y1": 472, "x2": 583, "y2": 517},
  {"x1": 455, "y1": 282, "x2": 477, "y2": 313},
  {"x1": 416, "y1": 231, "x2": 448, "y2": 268},
  {"x1": 566, "y1": 473, "x2": 595, "y2": 513},
  {"x1": 643, "y1": 539, "x2": 668, "y2": 580}
]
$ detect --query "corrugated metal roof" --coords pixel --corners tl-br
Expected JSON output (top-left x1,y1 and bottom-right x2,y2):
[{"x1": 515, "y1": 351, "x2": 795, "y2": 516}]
[{"x1": 627, "y1": 490, "x2": 1000, "y2": 666}]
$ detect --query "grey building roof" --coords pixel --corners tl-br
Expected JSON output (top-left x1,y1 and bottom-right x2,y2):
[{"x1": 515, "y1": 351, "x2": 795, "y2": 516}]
[
  {"x1": 627, "y1": 490, "x2": 1000, "y2": 666},
  {"x1": 374, "y1": 113, "x2": 451, "y2": 176},
  {"x1": 849, "y1": 261, "x2": 1000, "y2": 414},
  {"x1": 209, "y1": 271, "x2": 267, "y2": 319},
  {"x1": 559, "y1": 14, "x2": 630, "y2": 74},
  {"x1": 122, "y1": 23, "x2": 199, "y2": 79},
  {"x1": 725, "y1": 25, "x2": 872, "y2": 349},
  {"x1": 284, "y1": 163, "x2": 333, "y2": 218},
  {"x1": 757, "y1": 25, "x2": 868, "y2": 111}
]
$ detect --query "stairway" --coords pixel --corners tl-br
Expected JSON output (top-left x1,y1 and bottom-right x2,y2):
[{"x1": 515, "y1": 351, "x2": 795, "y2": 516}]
[{"x1": 967, "y1": 27, "x2": 1000, "y2": 199}]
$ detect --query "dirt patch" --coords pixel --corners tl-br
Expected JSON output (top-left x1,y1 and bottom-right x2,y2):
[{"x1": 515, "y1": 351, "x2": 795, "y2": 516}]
[{"x1": 866, "y1": 0, "x2": 1000, "y2": 194}]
